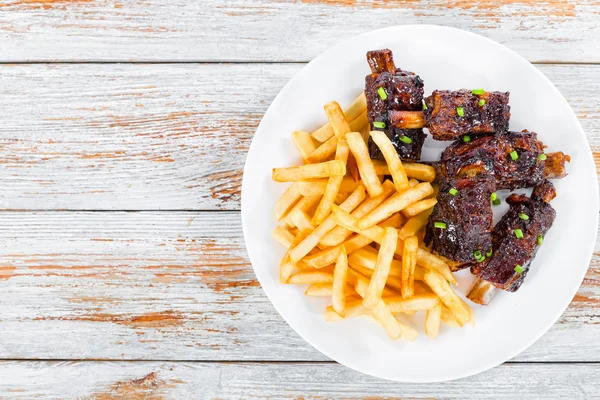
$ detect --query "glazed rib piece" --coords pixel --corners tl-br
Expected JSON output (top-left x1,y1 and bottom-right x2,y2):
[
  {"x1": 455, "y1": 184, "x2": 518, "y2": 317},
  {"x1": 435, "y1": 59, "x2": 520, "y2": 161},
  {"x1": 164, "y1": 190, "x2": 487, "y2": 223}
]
[
  {"x1": 469, "y1": 180, "x2": 557, "y2": 303},
  {"x1": 365, "y1": 49, "x2": 426, "y2": 160},
  {"x1": 440, "y1": 130, "x2": 570, "y2": 190},
  {"x1": 424, "y1": 175, "x2": 495, "y2": 270},
  {"x1": 389, "y1": 89, "x2": 511, "y2": 141}
]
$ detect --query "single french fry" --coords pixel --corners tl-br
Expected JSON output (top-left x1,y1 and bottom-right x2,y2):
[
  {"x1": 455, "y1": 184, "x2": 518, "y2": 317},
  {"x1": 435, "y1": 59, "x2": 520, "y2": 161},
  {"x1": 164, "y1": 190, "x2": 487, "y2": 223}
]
[
  {"x1": 273, "y1": 160, "x2": 346, "y2": 182},
  {"x1": 398, "y1": 209, "x2": 433, "y2": 239},
  {"x1": 312, "y1": 93, "x2": 367, "y2": 142},
  {"x1": 291, "y1": 130, "x2": 317, "y2": 164},
  {"x1": 423, "y1": 270, "x2": 470, "y2": 326},
  {"x1": 305, "y1": 282, "x2": 356, "y2": 297},
  {"x1": 347, "y1": 268, "x2": 398, "y2": 298},
  {"x1": 289, "y1": 186, "x2": 365, "y2": 263},
  {"x1": 402, "y1": 236, "x2": 418, "y2": 299},
  {"x1": 350, "y1": 112, "x2": 369, "y2": 137},
  {"x1": 369, "y1": 130, "x2": 410, "y2": 192},
  {"x1": 425, "y1": 303, "x2": 442, "y2": 339},
  {"x1": 273, "y1": 226, "x2": 295, "y2": 249},
  {"x1": 303, "y1": 245, "x2": 342, "y2": 269},
  {"x1": 371, "y1": 300, "x2": 418, "y2": 341},
  {"x1": 349, "y1": 248, "x2": 402, "y2": 278},
  {"x1": 308, "y1": 101, "x2": 352, "y2": 163},
  {"x1": 409, "y1": 179, "x2": 419, "y2": 187},
  {"x1": 441, "y1": 306, "x2": 461, "y2": 327},
  {"x1": 364, "y1": 227, "x2": 397, "y2": 309},
  {"x1": 402, "y1": 198, "x2": 438, "y2": 218},
  {"x1": 384, "y1": 293, "x2": 440, "y2": 313},
  {"x1": 312, "y1": 139, "x2": 350, "y2": 225},
  {"x1": 324, "y1": 299, "x2": 366, "y2": 321},
  {"x1": 346, "y1": 131, "x2": 383, "y2": 197},
  {"x1": 415, "y1": 247, "x2": 457, "y2": 286},
  {"x1": 373, "y1": 160, "x2": 437, "y2": 183},
  {"x1": 298, "y1": 177, "x2": 357, "y2": 197},
  {"x1": 288, "y1": 271, "x2": 334, "y2": 285},
  {"x1": 282, "y1": 195, "x2": 321, "y2": 227},
  {"x1": 290, "y1": 208, "x2": 315, "y2": 232},
  {"x1": 358, "y1": 182, "x2": 433, "y2": 229},
  {"x1": 380, "y1": 213, "x2": 404, "y2": 229},
  {"x1": 308, "y1": 135, "x2": 339, "y2": 163},
  {"x1": 350, "y1": 263, "x2": 404, "y2": 294},
  {"x1": 332, "y1": 246, "x2": 348, "y2": 315},
  {"x1": 276, "y1": 183, "x2": 302, "y2": 221},
  {"x1": 320, "y1": 180, "x2": 395, "y2": 247}
]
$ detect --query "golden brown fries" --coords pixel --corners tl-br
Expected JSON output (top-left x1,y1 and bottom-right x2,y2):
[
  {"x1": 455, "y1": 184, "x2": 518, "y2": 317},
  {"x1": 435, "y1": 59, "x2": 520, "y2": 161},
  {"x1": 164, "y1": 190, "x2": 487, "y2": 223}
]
[
  {"x1": 288, "y1": 271, "x2": 334, "y2": 285},
  {"x1": 291, "y1": 131, "x2": 317, "y2": 164},
  {"x1": 398, "y1": 209, "x2": 433, "y2": 239},
  {"x1": 369, "y1": 130, "x2": 410, "y2": 192},
  {"x1": 312, "y1": 93, "x2": 366, "y2": 142},
  {"x1": 425, "y1": 303, "x2": 442, "y2": 339},
  {"x1": 401, "y1": 198, "x2": 438, "y2": 218},
  {"x1": 281, "y1": 195, "x2": 321, "y2": 228},
  {"x1": 308, "y1": 101, "x2": 352, "y2": 163},
  {"x1": 346, "y1": 131, "x2": 383, "y2": 197},
  {"x1": 364, "y1": 227, "x2": 397, "y2": 309},
  {"x1": 441, "y1": 306, "x2": 461, "y2": 327},
  {"x1": 423, "y1": 270, "x2": 471, "y2": 326},
  {"x1": 305, "y1": 282, "x2": 357, "y2": 297},
  {"x1": 332, "y1": 246, "x2": 349, "y2": 315},
  {"x1": 275, "y1": 183, "x2": 302, "y2": 221},
  {"x1": 402, "y1": 162, "x2": 437, "y2": 182},
  {"x1": 385, "y1": 293, "x2": 440, "y2": 313},
  {"x1": 312, "y1": 139, "x2": 350, "y2": 225},
  {"x1": 273, "y1": 226, "x2": 295, "y2": 249},
  {"x1": 401, "y1": 235, "x2": 418, "y2": 298},
  {"x1": 273, "y1": 160, "x2": 346, "y2": 182},
  {"x1": 298, "y1": 177, "x2": 357, "y2": 197}
]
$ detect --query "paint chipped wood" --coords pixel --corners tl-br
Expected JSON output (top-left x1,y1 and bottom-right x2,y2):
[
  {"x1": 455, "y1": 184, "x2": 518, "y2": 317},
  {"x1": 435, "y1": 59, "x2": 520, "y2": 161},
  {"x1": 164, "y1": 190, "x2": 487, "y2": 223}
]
[{"x1": 0, "y1": 0, "x2": 598, "y2": 62}]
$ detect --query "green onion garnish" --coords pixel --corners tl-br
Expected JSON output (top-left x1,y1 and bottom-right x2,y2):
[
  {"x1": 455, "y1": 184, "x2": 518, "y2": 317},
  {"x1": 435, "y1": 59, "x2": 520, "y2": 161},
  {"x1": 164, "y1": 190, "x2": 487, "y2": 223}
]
[
  {"x1": 399, "y1": 135, "x2": 413, "y2": 144},
  {"x1": 514, "y1": 229, "x2": 524, "y2": 239},
  {"x1": 449, "y1": 188, "x2": 458, "y2": 196},
  {"x1": 463, "y1": 135, "x2": 471, "y2": 143},
  {"x1": 434, "y1": 222, "x2": 447, "y2": 229},
  {"x1": 538, "y1": 154, "x2": 547, "y2": 161},
  {"x1": 373, "y1": 121, "x2": 386, "y2": 129},
  {"x1": 473, "y1": 250, "x2": 482, "y2": 259},
  {"x1": 477, "y1": 256, "x2": 486, "y2": 263},
  {"x1": 537, "y1": 235, "x2": 543, "y2": 245},
  {"x1": 492, "y1": 199, "x2": 501, "y2": 206},
  {"x1": 377, "y1": 87, "x2": 388, "y2": 100},
  {"x1": 519, "y1": 213, "x2": 529, "y2": 220},
  {"x1": 423, "y1": 101, "x2": 428, "y2": 110},
  {"x1": 490, "y1": 192, "x2": 497, "y2": 201},
  {"x1": 486, "y1": 248, "x2": 493, "y2": 257},
  {"x1": 510, "y1": 150, "x2": 519, "y2": 161},
  {"x1": 514, "y1": 265, "x2": 523, "y2": 274},
  {"x1": 456, "y1": 107, "x2": 465, "y2": 117},
  {"x1": 472, "y1": 88, "x2": 485, "y2": 95},
  {"x1": 478, "y1": 99, "x2": 486, "y2": 106}
]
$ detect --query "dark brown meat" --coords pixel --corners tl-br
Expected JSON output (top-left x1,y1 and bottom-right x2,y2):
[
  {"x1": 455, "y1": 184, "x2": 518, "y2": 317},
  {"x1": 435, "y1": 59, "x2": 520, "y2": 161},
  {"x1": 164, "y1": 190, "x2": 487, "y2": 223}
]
[
  {"x1": 471, "y1": 180, "x2": 557, "y2": 291},
  {"x1": 440, "y1": 130, "x2": 570, "y2": 190},
  {"x1": 389, "y1": 89, "x2": 510, "y2": 141},
  {"x1": 424, "y1": 175, "x2": 495, "y2": 270},
  {"x1": 365, "y1": 49, "x2": 425, "y2": 161}
]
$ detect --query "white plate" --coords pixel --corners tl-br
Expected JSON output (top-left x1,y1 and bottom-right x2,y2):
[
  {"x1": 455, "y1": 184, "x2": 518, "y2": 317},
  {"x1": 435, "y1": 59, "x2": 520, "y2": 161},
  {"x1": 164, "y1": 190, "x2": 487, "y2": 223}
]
[{"x1": 241, "y1": 25, "x2": 598, "y2": 383}]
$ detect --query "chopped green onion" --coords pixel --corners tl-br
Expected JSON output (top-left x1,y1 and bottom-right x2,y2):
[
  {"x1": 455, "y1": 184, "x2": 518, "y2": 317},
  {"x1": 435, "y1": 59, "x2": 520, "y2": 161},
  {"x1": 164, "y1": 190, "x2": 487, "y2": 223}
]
[
  {"x1": 486, "y1": 247, "x2": 493, "y2": 257},
  {"x1": 490, "y1": 192, "x2": 497, "y2": 201},
  {"x1": 514, "y1": 229, "x2": 524, "y2": 239},
  {"x1": 377, "y1": 87, "x2": 388, "y2": 100},
  {"x1": 449, "y1": 188, "x2": 458, "y2": 196},
  {"x1": 492, "y1": 199, "x2": 501, "y2": 206},
  {"x1": 399, "y1": 135, "x2": 413, "y2": 144},
  {"x1": 519, "y1": 213, "x2": 529, "y2": 221},
  {"x1": 537, "y1": 235, "x2": 543, "y2": 245},
  {"x1": 463, "y1": 135, "x2": 471, "y2": 143},
  {"x1": 478, "y1": 99, "x2": 486, "y2": 106},
  {"x1": 538, "y1": 154, "x2": 547, "y2": 161},
  {"x1": 477, "y1": 256, "x2": 486, "y2": 263},
  {"x1": 434, "y1": 222, "x2": 447, "y2": 229},
  {"x1": 514, "y1": 265, "x2": 524, "y2": 274},
  {"x1": 373, "y1": 121, "x2": 386, "y2": 129},
  {"x1": 422, "y1": 101, "x2": 428, "y2": 110},
  {"x1": 510, "y1": 150, "x2": 519, "y2": 161},
  {"x1": 472, "y1": 88, "x2": 485, "y2": 95},
  {"x1": 473, "y1": 250, "x2": 483, "y2": 259},
  {"x1": 456, "y1": 107, "x2": 465, "y2": 117}
]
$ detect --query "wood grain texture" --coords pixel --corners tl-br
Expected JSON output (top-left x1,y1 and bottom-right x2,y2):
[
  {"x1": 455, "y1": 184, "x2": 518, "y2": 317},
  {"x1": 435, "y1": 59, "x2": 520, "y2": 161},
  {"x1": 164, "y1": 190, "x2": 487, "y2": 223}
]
[
  {"x1": 0, "y1": 63, "x2": 597, "y2": 210},
  {"x1": 0, "y1": 0, "x2": 599, "y2": 63},
  {"x1": 0, "y1": 361, "x2": 599, "y2": 399},
  {"x1": 0, "y1": 211, "x2": 598, "y2": 362}
]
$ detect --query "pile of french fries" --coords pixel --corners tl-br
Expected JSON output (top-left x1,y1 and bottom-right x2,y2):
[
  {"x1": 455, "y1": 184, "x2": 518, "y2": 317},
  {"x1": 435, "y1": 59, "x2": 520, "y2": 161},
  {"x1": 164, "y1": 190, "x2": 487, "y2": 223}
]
[{"x1": 272, "y1": 93, "x2": 473, "y2": 341}]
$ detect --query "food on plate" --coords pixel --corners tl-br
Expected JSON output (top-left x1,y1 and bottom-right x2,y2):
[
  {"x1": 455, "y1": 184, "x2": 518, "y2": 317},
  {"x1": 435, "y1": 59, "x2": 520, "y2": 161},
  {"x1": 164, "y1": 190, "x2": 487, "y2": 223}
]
[
  {"x1": 389, "y1": 89, "x2": 511, "y2": 141},
  {"x1": 365, "y1": 49, "x2": 426, "y2": 161}
]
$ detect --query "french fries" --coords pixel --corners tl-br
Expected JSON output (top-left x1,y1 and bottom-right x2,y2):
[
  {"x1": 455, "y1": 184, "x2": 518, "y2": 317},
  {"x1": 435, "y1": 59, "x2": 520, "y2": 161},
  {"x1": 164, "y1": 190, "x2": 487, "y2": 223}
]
[
  {"x1": 369, "y1": 130, "x2": 410, "y2": 192},
  {"x1": 281, "y1": 195, "x2": 321, "y2": 228},
  {"x1": 273, "y1": 160, "x2": 346, "y2": 182},
  {"x1": 398, "y1": 209, "x2": 433, "y2": 239},
  {"x1": 385, "y1": 293, "x2": 440, "y2": 313},
  {"x1": 308, "y1": 101, "x2": 352, "y2": 163},
  {"x1": 425, "y1": 303, "x2": 442, "y2": 339},
  {"x1": 364, "y1": 227, "x2": 397, "y2": 309},
  {"x1": 402, "y1": 236, "x2": 418, "y2": 298},
  {"x1": 423, "y1": 270, "x2": 471, "y2": 326},
  {"x1": 276, "y1": 183, "x2": 302, "y2": 221},
  {"x1": 401, "y1": 198, "x2": 438, "y2": 218},
  {"x1": 312, "y1": 139, "x2": 350, "y2": 225},
  {"x1": 305, "y1": 282, "x2": 357, "y2": 297},
  {"x1": 291, "y1": 131, "x2": 317, "y2": 164},
  {"x1": 332, "y1": 246, "x2": 349, "y2": 315},
  {"x1": 312, "y1": 93, "x2": 366, "y2": 142},
  {"x1": 298, "y1": 177, "x2": 357, "y2": 196},
  {"x1": 273, "y1": 226, "x2": 295, "y2": 249},
  {"x1": 346, "y1": 131, "x2": 383, "y2": 197},
  {"x1": 373, "y1": 160, "x2": 437, "y2": 183},
  {"x1": 288, "y1": 271, "x2": 334, "y2": 285}
]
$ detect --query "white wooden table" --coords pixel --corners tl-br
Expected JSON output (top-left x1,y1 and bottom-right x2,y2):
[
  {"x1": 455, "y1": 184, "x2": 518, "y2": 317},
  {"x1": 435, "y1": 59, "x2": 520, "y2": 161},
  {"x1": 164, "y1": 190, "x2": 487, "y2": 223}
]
[{"x1": 0, "y1": 1, "x2": 599, "y2": 398}]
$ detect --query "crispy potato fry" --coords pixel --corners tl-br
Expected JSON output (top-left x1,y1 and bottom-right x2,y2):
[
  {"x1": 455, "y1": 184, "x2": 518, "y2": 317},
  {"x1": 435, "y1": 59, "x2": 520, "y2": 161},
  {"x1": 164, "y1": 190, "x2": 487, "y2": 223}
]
[
  {"x1": 280, "y1": 254, "x2": 295, "y2": 284},
  {"x1": 425, "y1": 303, "x2": 442, "y2": 339},
  {"x1": 369, "y1": 130, "x2": 410, "y2": 192},
  {"x1": 288, "y1": 271, "x2": 334, "y2": 285},
  {"x1": 346, "y1": 131, "x2": 383, "y2": 197},
  {"x1": 289, "y1": 186, "x2": 365, "y2": 263},
  {"x1": 380, "y1": 212, "x2": 404, "y2": 229},
  {"x1": 398, "y1": 208, "x2": 433, "y2": 239},
  {"x1": 308, "y1": 101, "x2": 352, "y2": 163},
  {"x1": 402, "y1": 236, "x2": 418, "y2": 299},
  {"x1": 273, "y1": 226, "x2": 295, "y2": 249},
  {"x1": 423, "y1": 270, "x2": 471, "y2": 326},
  {"x1": 350, "y1": 263, "x2": 404, "y2": 294},
  {"x1": 373, "y1": 160, "x2": 437, "y2": 183},
  {"x1": 275, "y1": 183, "x2": 302, "y2": 221},
  {"x1": 303, "y1": 245, "x2": 342, "y2": 269},
  {"x1": 402, "y1": 198, "x2": 438, "y2": 218},
  {"x1": 350, "y1": 112, "x2": 369, "y2": 138},
  {"x1": 349, "y1": 248, "x2": 402, "y2": 278},
  {"x1": 273, "y1": 160, "x2": 346, "y2": 182},
  {"x1": 324, "y1": 299, "x2": 366, "y2": 321},
  {"x1": 282, "y1": 195, "x2": 321, "y2": 228},
  {"x1": 332, "y1": 246, "x2": 348, "y2": 315},
  {"x1": 415, "y1": 248, "x2": 457, "y2": 286},
  {"x1": 298, "y1": 177, "x2": 357, "y2": 197},
  {"x1": 308, "y1": 135, "x2": 338, "y2": 163},
  {"x1": 313, "y1": 139, "x2": 350, "y2": 225},
  {"x1": 371, "y1": 300, "x2": 418, "y2": 341},
  {"x1": 364, "y1": 227, "x2": 397, "y2": 309},
  {"x1": 305, "y1": 282, "x2": 356, "y2": 297},
  {"x1": 441, "y1": 306, "x2": 461, "y2": 327},
  {"x1": 312, "y1": 93, "x2": 367, "y2": 142},
  {"x1": 291, "y1": 130, "x2": 317, "y2": 163},
  {"x1": 358, "y1": 182, "x2": 433, "y2": 229},
  {"x1": 409, "y1": 179, "x2": 419, "y2": 187},
  {"x1": 347, "y1": 268, "x2": 397, "y2": 298},
  {"x1": 290, "y1": 208, "x2": 315, "y2": 232},
  {"x1": 320, "y1": 180, "x2": 395, "y2": 247},
  {"x1": 385, "y1": 293, "x2": 439, "y2": 313}
]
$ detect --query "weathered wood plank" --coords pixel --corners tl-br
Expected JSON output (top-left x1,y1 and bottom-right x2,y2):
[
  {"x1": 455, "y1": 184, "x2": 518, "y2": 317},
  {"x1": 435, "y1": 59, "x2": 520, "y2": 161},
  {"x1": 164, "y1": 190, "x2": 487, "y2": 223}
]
[
  {"x1": 0, "y1": 63, "x2": 597, "y2": 210},
  {"x1": 0, "y1": 361, "x2": 598, "y2": 399},
  {"x1": 0, "y1": 211, "x2": 598, "y2": 361},
  {"x1": 0, "y1": 0, "x2": 598, "y2": 63}
]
